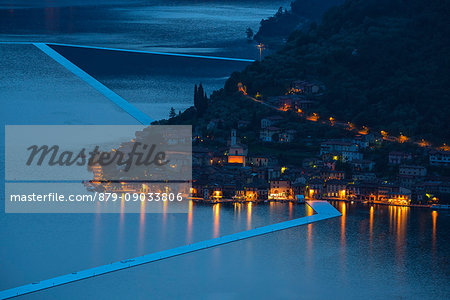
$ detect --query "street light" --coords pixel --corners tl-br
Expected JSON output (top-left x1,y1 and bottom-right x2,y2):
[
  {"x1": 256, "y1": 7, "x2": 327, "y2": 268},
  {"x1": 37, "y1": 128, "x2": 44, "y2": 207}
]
[{"x1": 257, "y1": 43, "x2": 265, "y2": 61}]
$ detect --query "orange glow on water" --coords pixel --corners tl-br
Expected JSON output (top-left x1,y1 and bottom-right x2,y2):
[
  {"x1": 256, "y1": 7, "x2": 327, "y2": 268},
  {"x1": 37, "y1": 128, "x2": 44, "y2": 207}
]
[
  {"x1": 247, "y1": 202, "x2": 252, "y2": 230},
  {"x1": 432, "y1": 210, "x2": 437, "y2": 253},
  {"x1": 389, "y1": 206, "x2": 408, "y2": 266},
  {"x1": 306, "y1": 223, "x2": 313, "y2": 270},
  {"x1": 138, "y1": 198, "x2": 146, "y2": 253},
  {"x1": 213, "y1": 204, "x2": 220, "y2": 238},
  {"x1": 120, "y1": 196, "x2": 125, "y2": 221},
  {"x1": 340, "y1": 202, "x2": 347, "y2": 272},
  {"x1": 341, "y1": 202, "x2": 346, "y2": 245},
  {"x1": 187, "y1": 200, "x2": 193, "y2": 243},
  {"x1": 118, "y1": 197, "x2": 125, "y2": 254}
]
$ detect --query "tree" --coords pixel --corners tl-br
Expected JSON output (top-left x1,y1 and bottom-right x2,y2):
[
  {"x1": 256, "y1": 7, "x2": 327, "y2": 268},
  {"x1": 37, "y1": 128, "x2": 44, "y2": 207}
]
[
  {"x1": 246, "y1": 27, "x2": 254, "y2": 40},
  {"x1": 194, "y1": 84, "x2": 198, "y2": 111},
  {"x1": 169, "y1": 107, "x2": 176, "y2": 119},
  {"x1": 194, "y1": 83, "x2": 208, "y2": 116}
]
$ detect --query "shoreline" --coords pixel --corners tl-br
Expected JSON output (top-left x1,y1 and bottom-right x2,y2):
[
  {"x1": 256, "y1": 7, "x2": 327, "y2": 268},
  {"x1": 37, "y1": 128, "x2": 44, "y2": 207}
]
[{"x1": 190, "y1": 197, "x2": 444, "y2": 209}]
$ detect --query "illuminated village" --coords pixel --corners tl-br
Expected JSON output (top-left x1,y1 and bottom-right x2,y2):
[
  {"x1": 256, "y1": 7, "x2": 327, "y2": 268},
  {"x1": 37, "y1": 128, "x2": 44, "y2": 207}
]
[
  {"x1": 85, "y1": 80, "x2": 449, "y2": 209},
  {"x1": 186, "y1": 79, "x2": 450, "y2": 208}
]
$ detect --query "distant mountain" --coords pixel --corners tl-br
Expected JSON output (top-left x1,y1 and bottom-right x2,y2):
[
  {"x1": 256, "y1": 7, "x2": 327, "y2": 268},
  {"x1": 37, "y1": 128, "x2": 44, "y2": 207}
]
[{"x1": 226, "y1": 0, "x2": 450, "y2": 144}]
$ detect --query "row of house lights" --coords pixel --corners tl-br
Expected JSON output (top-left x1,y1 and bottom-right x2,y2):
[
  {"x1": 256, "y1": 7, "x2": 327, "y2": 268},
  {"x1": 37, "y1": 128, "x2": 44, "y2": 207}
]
[{"x1": 240, "y1": 84, "x2": 446, "y2": 151}]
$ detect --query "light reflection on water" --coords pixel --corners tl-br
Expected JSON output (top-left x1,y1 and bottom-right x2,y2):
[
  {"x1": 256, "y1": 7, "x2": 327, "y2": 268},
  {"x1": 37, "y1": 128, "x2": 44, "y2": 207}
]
[
  {"x1": 213, "y1": 203, "x2": 220, "y2": 238},
  {"x1": 246, "y1": 202, "x2": 252, "y2": 230},
  {"x1": 187, "y1": 200, "x2": 193, "y2": 244},
  {"x1": 0, "y1": 200, "x2": 448, "y2": 298},
  {"x1": 432, "y1": 210, "x2": 437, "y2": 254},
  {"x1": 138, "y1": 197, "x2": 146, "y2": 254}
]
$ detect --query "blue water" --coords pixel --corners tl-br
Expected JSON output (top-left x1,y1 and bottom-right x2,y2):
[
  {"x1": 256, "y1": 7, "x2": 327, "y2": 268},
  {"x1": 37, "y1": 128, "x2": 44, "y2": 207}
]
[{"x1": 1, "y1": 1, "x2": 449, "y2": 299}]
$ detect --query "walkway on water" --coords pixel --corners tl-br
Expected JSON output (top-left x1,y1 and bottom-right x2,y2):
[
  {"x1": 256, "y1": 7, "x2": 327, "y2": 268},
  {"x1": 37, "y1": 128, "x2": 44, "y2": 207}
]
[
  {"x1": 0, "y1": 41, "x2": 255, "y2": 125},
  {"x1": 0, "y1": 201, "x2": 341, "y2": 299}
]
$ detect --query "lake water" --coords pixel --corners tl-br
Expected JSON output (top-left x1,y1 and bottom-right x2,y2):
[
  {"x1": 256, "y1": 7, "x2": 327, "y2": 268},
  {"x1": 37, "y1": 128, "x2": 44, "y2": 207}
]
[
  {"x1": 0, "y1": 1, "x2": 449, "y2": 299},
  {"x1": 1, "y1": 202, "x2": 448, "y2": 299}
]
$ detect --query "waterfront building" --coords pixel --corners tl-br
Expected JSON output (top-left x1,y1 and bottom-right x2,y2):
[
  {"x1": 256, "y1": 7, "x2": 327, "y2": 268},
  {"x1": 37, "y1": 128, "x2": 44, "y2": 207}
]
[
  {"x1": 269, "y1": 180, "x2": 292, "y2": 200},
  {"x1": 306, "y1": 179, "x2": 324, "y2": 199},
  {"x1": 325, "y1": 179, "x2": 347, "y2": 199}
]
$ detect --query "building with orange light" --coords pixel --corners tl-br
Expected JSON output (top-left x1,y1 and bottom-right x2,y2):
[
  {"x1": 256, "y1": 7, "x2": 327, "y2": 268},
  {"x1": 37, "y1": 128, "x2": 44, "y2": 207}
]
[
  {"x1": 280, "y1": 129, "x2": 296, "y2": 143},
  {"x1": 306, "y1": 179, "x2": 324, "y2": 199},
  {"x1": 269, "y1": 180, "x2": 292, "y2": 200},
  {"x1": 320, "y1": 140, "x2": 362, "y2": 162},
  {"x1": 227, "y1": 129, "x2": 247, "y2": 167},
  {"x1": 325, "y1": 180, "x2": 347, "y2": 199},
  {"x1": 321, "y1": 169, "x2": 345, "y2": 181},
  {"x1": 290, "y1": 80, "x2": 321, "y2": 95}
]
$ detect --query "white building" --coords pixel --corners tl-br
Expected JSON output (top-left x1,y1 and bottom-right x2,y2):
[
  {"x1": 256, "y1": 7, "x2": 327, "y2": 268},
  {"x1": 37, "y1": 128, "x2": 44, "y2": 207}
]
[{"x1": 429, "y1": 150, "x2": 450, "y2": 166}]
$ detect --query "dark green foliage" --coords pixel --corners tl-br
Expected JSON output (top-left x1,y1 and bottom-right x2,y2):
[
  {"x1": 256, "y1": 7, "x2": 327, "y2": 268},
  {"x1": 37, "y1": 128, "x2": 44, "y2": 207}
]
[
  {"x1": 254, "y1": 0, "x2": 344, "y2": 44},
  {"x1": 169, "y1": 107, "x2": 176, "y2": 119},
  {"x1": 227, "y1": 0, "x2": 450, "y2": 144},
  {"x1": 246, "y1": 27, "x2": 254, "y2": 40},
  {"x1": 194, "y1": 83, "x2": 208, "y2": 116}
]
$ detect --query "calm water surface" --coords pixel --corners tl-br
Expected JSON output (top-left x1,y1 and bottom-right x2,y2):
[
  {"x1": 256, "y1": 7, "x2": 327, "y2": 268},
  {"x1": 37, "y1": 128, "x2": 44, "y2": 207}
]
[
  {"x1": 0, "y1": 1, "x2": 449, "y2": 299},
  {"x1": 2, "y1": 202, "x2": 447, "y2": 299}
]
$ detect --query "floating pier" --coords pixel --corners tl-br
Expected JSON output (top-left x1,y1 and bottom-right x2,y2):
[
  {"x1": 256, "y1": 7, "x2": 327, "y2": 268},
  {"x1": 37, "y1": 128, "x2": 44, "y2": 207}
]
[{"x1": 0, "y1": 201, "x2": 340, "y2": 299}]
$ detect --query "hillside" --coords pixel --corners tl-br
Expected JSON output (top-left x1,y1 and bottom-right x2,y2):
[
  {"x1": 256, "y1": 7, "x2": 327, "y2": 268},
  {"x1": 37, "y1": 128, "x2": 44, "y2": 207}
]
[
  {"x1": 227, "y1": 0, "x2": 450, "y2": 144},
  {"x1": 253, "y1": 0, "x2": 345, "y2": 45}
]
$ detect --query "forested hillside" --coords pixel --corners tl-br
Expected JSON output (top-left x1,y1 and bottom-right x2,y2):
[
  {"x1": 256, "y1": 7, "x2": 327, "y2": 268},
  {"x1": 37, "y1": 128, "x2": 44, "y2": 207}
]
[{"x1": 228, "y1": 0, "x2": 450, "y2": 143}]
